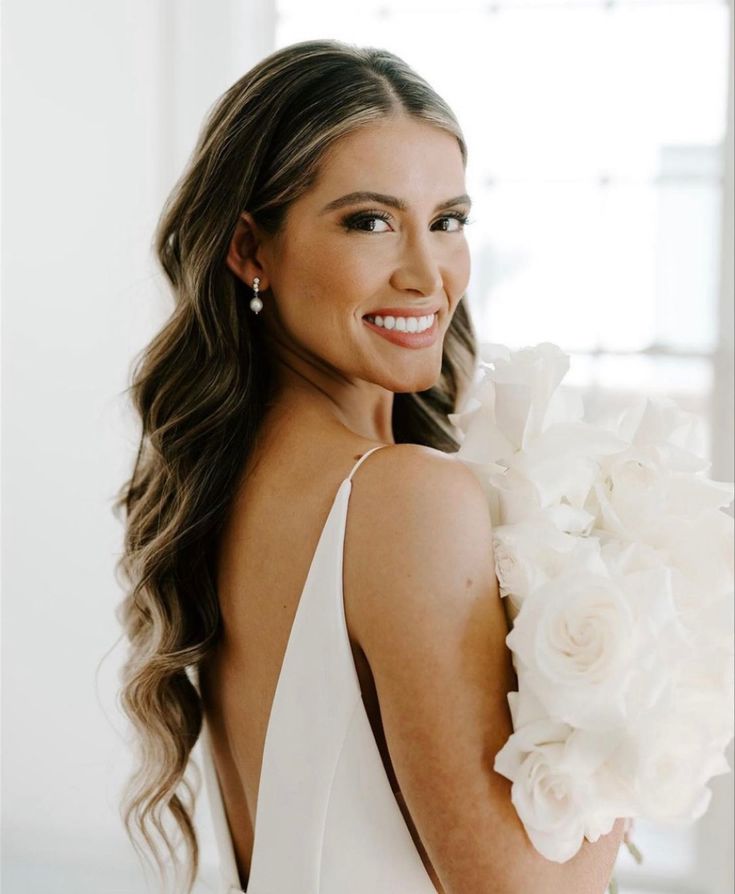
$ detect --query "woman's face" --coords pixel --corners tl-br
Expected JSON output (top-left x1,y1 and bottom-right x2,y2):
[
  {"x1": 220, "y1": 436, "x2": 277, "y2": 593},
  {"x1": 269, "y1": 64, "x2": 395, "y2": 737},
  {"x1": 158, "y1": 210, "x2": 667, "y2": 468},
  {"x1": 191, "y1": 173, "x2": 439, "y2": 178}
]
[{"x1": 235, "y1": 113, "x2": 471, "y2": 397}]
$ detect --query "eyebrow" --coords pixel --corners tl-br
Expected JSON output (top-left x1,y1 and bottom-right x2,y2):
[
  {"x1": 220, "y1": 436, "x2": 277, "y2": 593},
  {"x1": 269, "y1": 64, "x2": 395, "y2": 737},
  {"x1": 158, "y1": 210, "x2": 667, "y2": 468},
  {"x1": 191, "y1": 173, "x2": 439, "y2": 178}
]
[{"x1": 319, "y1": 191, "x2": 472, "y2": 215}]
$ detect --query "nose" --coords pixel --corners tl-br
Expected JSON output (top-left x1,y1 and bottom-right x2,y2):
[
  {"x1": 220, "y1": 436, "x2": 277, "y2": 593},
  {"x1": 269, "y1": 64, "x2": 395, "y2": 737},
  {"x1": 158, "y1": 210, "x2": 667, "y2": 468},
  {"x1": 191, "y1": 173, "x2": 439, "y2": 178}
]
[{"x1": 390, "y1": 229, "x2": 443, "y2": 297}]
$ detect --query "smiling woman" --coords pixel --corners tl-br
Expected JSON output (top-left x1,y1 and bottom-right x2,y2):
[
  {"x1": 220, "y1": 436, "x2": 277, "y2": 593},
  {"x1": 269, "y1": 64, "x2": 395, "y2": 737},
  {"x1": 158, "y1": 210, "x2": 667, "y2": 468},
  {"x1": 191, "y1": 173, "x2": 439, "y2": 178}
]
[
  {"x1": 113, "y1": 39, "x2": 479, "y2": 894},
  {"x1": 113, "y1": 38, "x2": 623, "y2": 894},
  {"x1": 224, "y1": 111, "x2": 473, "y2": 399}
]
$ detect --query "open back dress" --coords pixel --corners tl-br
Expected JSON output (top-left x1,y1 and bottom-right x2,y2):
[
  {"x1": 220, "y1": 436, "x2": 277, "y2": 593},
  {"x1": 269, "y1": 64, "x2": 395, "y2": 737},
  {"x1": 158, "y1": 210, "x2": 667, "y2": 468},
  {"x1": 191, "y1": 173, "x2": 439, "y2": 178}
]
[{"x1": 194, "y1": 445, "x2": 438, "y2": 893}]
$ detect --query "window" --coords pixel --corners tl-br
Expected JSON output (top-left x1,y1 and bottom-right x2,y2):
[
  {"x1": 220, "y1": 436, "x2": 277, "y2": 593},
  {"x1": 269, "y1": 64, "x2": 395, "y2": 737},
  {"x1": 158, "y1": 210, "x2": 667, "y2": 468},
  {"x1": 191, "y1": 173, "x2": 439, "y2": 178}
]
[
  {"x1": 276, "y1": 3, "x2": 733, "y2": 891},
  {"x1": 277, "y1": 0, "x2": 731, "y2": 468}
]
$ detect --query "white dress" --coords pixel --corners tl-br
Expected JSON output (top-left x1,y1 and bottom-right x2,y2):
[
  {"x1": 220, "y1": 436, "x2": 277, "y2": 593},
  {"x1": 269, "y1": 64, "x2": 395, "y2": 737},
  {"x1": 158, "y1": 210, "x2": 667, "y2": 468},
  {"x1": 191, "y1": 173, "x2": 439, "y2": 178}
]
[{"x1": 196, "y1": 445, "x2": 438, "y2": 893}]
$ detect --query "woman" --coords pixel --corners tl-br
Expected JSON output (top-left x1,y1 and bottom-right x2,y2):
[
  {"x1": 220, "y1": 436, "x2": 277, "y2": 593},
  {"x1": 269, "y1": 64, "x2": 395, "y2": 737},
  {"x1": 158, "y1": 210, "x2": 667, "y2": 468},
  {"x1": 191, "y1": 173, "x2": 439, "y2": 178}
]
[{"x1": 114, "y1": 39, "x2": 625, "y2": 893}]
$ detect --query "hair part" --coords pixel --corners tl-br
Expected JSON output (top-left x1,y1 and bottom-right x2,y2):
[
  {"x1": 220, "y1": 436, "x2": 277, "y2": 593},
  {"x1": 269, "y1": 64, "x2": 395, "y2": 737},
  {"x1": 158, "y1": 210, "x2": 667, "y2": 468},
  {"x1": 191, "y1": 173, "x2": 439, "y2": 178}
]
[{"x1": 113, "y1": 38, "x2": 478, "y2": 893}]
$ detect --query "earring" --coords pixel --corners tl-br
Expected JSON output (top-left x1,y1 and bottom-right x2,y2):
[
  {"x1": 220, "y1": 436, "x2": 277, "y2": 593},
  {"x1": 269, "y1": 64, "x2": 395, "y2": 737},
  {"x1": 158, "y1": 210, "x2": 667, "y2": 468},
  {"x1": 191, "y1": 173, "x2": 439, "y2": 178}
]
[{"x1": 249, "y1": 276, "x2": 263, "y2": 314}]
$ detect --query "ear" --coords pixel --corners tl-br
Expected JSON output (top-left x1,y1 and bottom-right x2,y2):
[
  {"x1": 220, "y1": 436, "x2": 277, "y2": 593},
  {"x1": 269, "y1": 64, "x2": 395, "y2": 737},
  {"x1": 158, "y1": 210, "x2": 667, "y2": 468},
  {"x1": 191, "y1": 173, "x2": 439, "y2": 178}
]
[{"x1": 226, "y1": 212, "x2": 270, "y2": 291}]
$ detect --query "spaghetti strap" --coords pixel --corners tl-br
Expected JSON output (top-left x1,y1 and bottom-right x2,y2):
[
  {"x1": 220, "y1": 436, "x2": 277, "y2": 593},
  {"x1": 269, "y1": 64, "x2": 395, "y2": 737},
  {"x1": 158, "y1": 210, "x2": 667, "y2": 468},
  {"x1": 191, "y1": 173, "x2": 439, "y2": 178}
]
[
  {"x1": 346, "y1": 444, "x2": 391, "y2": 483},
  {"x1": 198, "y1": 433, "x2": 438, "y2": 893}
]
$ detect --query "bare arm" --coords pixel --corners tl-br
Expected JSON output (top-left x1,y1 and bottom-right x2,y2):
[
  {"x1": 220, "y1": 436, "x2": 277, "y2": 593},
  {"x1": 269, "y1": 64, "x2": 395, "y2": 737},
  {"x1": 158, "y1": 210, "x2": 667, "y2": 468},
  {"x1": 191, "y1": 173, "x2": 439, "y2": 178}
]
[{"x1": 346, "y1": 444, "x2": 625, "y2": 894}]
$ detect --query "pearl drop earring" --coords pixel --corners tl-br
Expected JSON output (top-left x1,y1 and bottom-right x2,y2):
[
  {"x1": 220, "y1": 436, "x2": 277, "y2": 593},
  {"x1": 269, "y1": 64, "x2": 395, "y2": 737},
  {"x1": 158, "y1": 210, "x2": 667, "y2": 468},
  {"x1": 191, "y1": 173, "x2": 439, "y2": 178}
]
[{"x1": 249, "y1": 276, "x2": 263, "y2": 314}]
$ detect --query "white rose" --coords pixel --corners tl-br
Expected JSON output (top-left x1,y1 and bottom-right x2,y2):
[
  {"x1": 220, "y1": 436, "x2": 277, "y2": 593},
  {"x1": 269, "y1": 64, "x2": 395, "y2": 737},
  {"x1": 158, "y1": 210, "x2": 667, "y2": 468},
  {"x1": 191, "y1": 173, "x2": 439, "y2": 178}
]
[
  {"x1": 655, "y1": 509, "x2": 734, "y2": 605},
  {"x1": 449, "y1": 341, "x2": 735, "y2": 844},
  {"x1": 508, "y1": 421, "x2": 626, "y2": 509},
  {"x1": 493, "y1": 520, "x2": 607, "y2": 610},
  {"x1": 661, "y1": 469, "x2": 735, "y2": 517},
  {"x1": 493, "y1": 522, "x2": 568, "y2": 597},
  {"x1": 545, "y1": 500, "x2": 597, "y2": 536},
  {"x1": 506, "y1": 686, "x2": 549, "y2": 728},
  {"x1": 506, "y1": 571, "x2": 637, "y2": 730},
  {"x1": 481, "y1": 342, "x2": 578, "y2": 449},
  {"x1": 484, "y1": 466, "x2": 542, "y2": 526},
  {"x1": 613, "y1": 392, "x2": 708, "y2": 466},
  {"x1": 602, "y1": 563, "x2": 692, "y2": 714},
  {"x1": 494, "y1": 718, "x2": 615, "y2": 862},
  {"x1": 592, "y1": 446, "x2": 734, "y2": 544},
  {"x1": 614, "y1": 707, "x2": 733, "y2": 822},
  {"x1": 591, "y1": 449, "x2": 671, "y2": 541},
  {"x1": 492, "y1": 540, "x2": 528, "y2": 626},
  {"x1": 451, "y1": 343, "x2": 585, "y2": 467}
]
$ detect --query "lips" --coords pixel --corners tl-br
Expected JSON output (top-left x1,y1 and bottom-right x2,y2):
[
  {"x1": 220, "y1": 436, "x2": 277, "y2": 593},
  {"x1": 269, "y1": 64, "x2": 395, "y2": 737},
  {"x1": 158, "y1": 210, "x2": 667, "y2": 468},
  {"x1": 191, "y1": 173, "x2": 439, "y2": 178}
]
[
  {"x1": 363, "y1": 305, "x2": 441, "y2": 318},
  {"x1": 362, "y1": 313, "x2": 439, "y2": 348}
]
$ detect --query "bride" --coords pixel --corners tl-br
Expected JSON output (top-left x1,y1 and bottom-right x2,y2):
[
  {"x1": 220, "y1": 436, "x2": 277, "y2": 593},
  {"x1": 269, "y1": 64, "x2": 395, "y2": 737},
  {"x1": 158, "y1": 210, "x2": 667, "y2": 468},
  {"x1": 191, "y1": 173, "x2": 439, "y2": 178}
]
[{"x1": 114, "y1": 38, "x2": 626, "y2": 893}]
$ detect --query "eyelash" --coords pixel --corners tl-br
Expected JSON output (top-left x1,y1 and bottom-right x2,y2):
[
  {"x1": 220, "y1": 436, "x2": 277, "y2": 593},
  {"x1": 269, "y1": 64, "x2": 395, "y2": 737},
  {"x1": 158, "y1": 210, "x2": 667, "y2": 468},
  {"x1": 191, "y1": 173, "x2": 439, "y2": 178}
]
[{"x1": 341, "y1": 209, "x2": 473, "y2": 233}]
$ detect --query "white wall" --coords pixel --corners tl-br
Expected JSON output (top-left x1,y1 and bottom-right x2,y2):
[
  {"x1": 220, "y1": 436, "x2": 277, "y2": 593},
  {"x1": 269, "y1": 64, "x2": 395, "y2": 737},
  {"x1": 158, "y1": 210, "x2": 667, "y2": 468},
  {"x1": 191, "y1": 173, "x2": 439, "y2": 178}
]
[{"x1": 1, "y1": 2, "x2": 274, "y2": 891}]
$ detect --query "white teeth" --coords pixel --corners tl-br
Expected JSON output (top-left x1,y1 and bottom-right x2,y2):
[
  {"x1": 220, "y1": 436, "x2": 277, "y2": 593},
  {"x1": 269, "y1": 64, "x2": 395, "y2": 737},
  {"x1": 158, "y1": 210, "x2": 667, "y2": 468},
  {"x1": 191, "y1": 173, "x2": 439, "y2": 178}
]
[{"x1": 367, "y1": 313, "x2": 435, "y2": 333}]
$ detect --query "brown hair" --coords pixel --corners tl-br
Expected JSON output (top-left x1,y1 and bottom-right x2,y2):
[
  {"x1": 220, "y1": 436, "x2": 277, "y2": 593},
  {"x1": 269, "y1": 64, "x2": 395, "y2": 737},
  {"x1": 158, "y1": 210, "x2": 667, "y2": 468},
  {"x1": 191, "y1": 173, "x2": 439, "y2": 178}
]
[{"x1": 113, "y1": 38, "x2": 478, "y2": 893}]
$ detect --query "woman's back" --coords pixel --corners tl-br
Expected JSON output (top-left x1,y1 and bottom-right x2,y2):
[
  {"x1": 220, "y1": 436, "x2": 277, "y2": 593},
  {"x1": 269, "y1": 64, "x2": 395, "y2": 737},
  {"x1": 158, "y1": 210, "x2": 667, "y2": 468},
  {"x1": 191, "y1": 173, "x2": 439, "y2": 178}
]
[{"x1": 198, "y1": 409, "x2": 445, "y2": 892}]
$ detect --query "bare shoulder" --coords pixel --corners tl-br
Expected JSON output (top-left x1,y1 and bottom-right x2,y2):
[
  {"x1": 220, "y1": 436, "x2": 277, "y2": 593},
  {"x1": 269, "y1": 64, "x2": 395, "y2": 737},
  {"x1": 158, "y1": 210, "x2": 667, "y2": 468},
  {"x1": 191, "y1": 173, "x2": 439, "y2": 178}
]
[
  {"x1": 344, "y1": 442, "x2": 625, "y2": 893},
  {"x1": 346, "y1": 441, "x2": 495, "y2": 597},
  {"x1": 366, "y1": 440, "x2": 486, "y2": 492},
  {"x1": 350, "y1": 441, "x2": 493, "y2": 548},
  {"x1": 344, "y1": 440, "x2": 500, "y2": 677},
  {"x1": 345, "y1": 438, "x2": 494, "y2": 614}
]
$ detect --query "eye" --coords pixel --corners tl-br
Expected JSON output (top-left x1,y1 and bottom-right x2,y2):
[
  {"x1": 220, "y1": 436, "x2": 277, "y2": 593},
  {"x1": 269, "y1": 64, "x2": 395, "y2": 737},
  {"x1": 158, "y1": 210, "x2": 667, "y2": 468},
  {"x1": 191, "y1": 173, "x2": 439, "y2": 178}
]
[
  {"x1": 341, "y1": 211, "x2": 393, "y2": 233},
  {"x1": 432, "y1": 212, "x2": 471, "y2": 232},
  {"x1": 340, "y1": 208, "x2": 473, "y2": 234}
]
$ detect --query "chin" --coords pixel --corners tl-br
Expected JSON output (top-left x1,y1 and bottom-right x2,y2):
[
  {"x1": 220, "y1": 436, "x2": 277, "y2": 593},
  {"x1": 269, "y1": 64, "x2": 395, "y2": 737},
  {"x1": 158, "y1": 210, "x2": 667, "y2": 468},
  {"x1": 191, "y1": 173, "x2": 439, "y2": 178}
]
[{"x1": 385, "y1": 365, "x2": 442, "y2": 395}]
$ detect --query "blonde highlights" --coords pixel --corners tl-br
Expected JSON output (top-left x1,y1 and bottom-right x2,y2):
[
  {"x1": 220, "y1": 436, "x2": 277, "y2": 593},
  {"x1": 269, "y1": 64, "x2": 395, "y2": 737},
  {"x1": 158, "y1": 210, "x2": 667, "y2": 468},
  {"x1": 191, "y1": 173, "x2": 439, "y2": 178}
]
[{"x1": 113, "y1": 39, "x2": 478, "y2": 892}]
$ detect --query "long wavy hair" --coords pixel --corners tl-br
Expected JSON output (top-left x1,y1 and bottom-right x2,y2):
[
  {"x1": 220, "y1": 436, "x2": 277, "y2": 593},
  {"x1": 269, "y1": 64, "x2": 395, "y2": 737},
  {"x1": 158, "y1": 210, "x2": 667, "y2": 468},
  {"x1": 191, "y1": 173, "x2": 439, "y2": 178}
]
[{"x1": 113, "y1": 38, "x2": 478, "y2": 893}]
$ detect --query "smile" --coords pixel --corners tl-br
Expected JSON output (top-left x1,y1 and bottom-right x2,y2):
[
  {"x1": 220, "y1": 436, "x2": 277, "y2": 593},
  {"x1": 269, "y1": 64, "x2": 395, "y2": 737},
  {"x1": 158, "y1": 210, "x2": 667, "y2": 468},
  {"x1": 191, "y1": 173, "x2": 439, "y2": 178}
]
[{"x1": 362, "y1": 312, "x2": 439, "y2": 348}]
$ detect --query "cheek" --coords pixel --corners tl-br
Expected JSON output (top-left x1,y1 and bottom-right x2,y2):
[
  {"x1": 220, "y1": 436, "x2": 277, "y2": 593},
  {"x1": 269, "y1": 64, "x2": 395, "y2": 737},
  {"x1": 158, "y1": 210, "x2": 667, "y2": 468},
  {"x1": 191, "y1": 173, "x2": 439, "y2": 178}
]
[
  {"x1": 286, "y1": 233, "x2": 378, "y2": 307},
  {"x1": 318, "y1": 234, "x2": 381, "y2": 287},
  {"x1": 447, "y1": 240, "x2": 471, "y2": 298}
]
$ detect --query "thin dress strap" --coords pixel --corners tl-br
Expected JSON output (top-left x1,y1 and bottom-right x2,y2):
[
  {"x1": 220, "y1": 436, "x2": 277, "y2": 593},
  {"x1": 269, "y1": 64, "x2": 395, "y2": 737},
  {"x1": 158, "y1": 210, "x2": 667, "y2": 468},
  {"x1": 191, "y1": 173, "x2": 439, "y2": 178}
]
[{"x1": 346, "y1": 444, "x2": 391, "y2": 482}]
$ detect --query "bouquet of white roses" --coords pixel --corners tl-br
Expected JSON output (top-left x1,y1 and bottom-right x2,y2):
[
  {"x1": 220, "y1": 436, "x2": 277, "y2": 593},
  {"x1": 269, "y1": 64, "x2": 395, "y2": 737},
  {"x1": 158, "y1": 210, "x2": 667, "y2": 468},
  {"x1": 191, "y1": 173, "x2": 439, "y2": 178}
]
[{"x1": 447, "y1": 342, "x2": 734, "y2": 886}]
